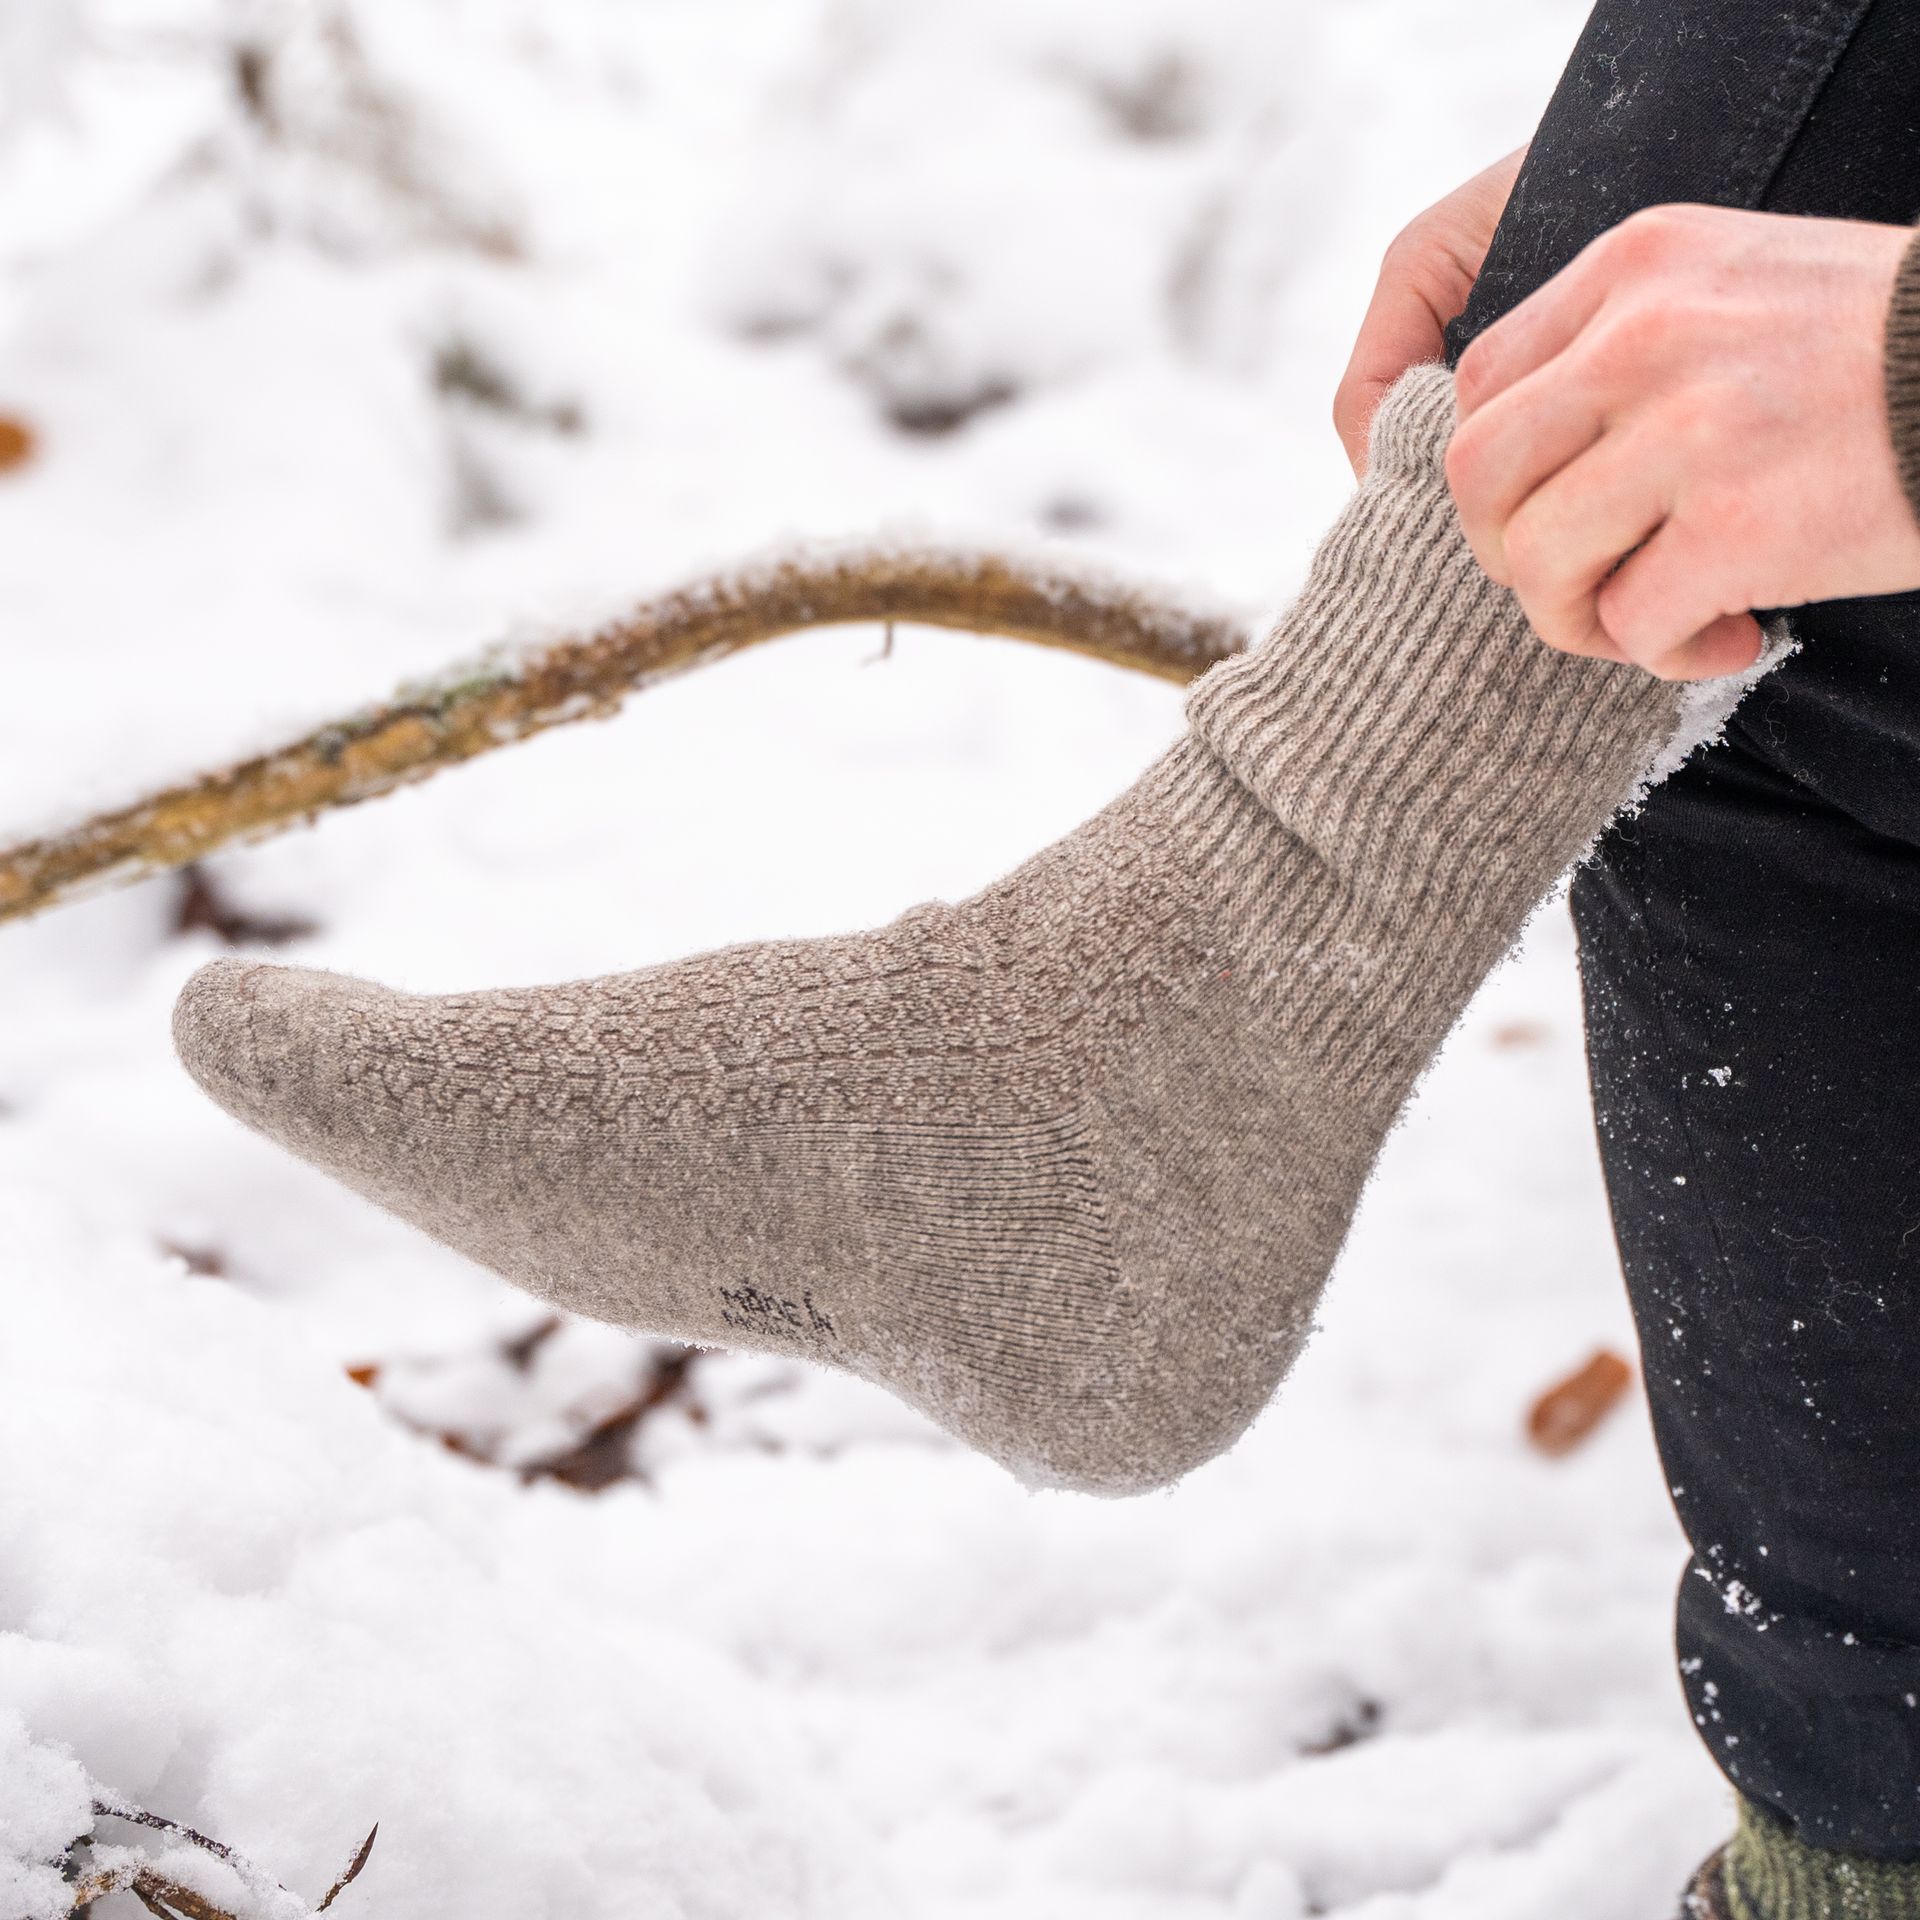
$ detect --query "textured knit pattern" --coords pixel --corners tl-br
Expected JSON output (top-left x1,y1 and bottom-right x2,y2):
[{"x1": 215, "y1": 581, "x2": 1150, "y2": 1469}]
[
  {"x1": 175, "y1": 366, "x2": 1692, "y2": 1496},
  {"x1": 1725, "y1": 1796, "x2": 1920, "y2": 1920},
  {"x1": 1884, "y1": 223, "x2": 1920, "y2": 527}
]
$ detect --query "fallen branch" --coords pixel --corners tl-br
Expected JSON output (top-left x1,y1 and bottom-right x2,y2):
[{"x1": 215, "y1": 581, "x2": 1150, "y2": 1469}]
[
  {"x1": 65, "y1": 1797, "x2": 375, "y2": 1919},
  {"x1": 69, "y1": 1861, "x2": 237, "y2": 1920},
  {"x1": 0, "y1": 544, "x2": 1249, "y2": 927}
]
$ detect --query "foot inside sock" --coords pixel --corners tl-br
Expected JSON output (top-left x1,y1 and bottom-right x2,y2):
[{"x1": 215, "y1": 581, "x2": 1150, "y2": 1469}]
[
  {"x1": 173, "y1": 368, "x2": 1704, "y2": 1495},
  {"x1": 174, "y1": 741, "x2": 1373, "y2": 1493}
]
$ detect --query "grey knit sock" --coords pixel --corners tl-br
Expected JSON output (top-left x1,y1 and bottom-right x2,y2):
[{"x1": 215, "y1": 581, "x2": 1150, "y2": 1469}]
[{"x1": 174, "y1": 367, "x2": 1714, "y2": 1495}]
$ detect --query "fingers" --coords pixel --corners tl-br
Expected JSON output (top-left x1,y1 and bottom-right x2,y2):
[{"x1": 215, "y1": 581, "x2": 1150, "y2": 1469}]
[
  {"x1": 1494, "y1": 428, "x2": 1672, "y2": 662},
  {"x1": 1641, "y1": 612, "x2": 1767, "y2": 681},
  {"x1": 1337, "y1": 154, "x2": 1530, "y2": 474},
  {"x1": 1452, "y1": 202, "x2": 1698, "y2": 419},
  {"x1": 1445, "y1": 365, "x2": 1607, "y2": 581},
  {"x1": 1448, "y1": 204, "x2": 1777, "y2": 684},
  {"x1": 1597, "y1": 526, "x2": 1767, "y2": 678},
  {"x1": 1454, "y1": 248, "x2": 1608, "y2": 419},
  {"x1": 1490, "y1": 435, "x2": 1765, "y2": 681}
]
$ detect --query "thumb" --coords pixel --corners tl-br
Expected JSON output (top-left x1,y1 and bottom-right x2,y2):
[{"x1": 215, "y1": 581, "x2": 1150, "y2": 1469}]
[
  {"x1": 1334, "y1": 292, "x2": 1451, "y2": 479},
  {"x1": 1333, "y1": 374, "x2": 1392, "y2": 478}
]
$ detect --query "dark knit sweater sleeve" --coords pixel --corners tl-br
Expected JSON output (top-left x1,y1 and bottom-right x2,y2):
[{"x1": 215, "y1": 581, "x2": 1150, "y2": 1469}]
[{"x1": 1884, "y1": 224, "x2": 1920, "y2": 527}]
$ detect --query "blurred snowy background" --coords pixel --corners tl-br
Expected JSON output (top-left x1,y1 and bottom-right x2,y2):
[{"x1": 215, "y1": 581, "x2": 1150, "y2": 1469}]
[{"x1": 0, "y1": 2, "x2": 1736, "y2": 1916}]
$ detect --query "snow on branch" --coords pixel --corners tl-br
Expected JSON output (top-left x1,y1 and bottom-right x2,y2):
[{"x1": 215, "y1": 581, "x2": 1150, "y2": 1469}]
[
  {"x1": 0, "y1": 543, "x2": 1250, "y2": 927},
  {"x1": 65, "y1": 1796, "x2": 375, "y2": 1919}
]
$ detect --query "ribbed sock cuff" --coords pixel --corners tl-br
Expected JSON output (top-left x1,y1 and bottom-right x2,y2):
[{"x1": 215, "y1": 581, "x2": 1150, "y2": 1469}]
[
  {"x1": 1726, "y1": 1797, "x2": 1920, "y2": 1920},
  {"x1": 1186, "y1": 366, "x2": 1686, "y2": 914},
  {"x1": 1165, "y1": 363, "x2": 1788, "y2": 1099}
]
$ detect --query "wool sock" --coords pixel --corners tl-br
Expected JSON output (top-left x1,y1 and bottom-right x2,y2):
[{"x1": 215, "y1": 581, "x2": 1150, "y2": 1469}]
[
  {"x1": 174, "y1": 367, "x2": 1733, "y2": 1495},
  {"x1": 1712, "y1": 1796, "x2": 1920, "y2": 1920}
]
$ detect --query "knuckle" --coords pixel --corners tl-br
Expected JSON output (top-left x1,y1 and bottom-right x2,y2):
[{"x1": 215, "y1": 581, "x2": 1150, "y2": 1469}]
[
  {"x1": 1611, "y1": 203, "x2": 1684, "y2": 264},
  {"x1": 1582, "y1": 298, "x2": 1694, "y2": 381},
  {"x1": 1592, "y1": 223, "x2": 1643, "y2": 278},
  {"x1": 1590, "y1": 301, "x2": 1666, "y2": 365},
  {"x1": 1662, "y1": 380, "x2": 1722, "y2": 445},
  {"x1": 1382, "y1": 223, "x2": 1425, "y2": 271}
]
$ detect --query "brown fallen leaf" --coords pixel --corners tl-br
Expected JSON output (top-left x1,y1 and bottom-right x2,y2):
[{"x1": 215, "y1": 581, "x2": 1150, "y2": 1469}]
[
  {"x1": 344, "y1": 1363, "x2": 381, "y2": 1389},
  {"x1": 1490, "y1": 1019, "x2": 1551, "y2": 1050},
  {"x1": 0, "y1": 414, "x2": 35, "y2": 475},
  {"x1": 1527, "y1": 1347, "x2": 1634, "y2": 1456}
]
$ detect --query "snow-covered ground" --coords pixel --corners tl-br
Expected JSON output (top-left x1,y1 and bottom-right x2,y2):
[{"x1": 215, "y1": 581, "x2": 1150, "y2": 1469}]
[{"x1": 0, "y1": 4, "x2": 1736, "y2": 1915}]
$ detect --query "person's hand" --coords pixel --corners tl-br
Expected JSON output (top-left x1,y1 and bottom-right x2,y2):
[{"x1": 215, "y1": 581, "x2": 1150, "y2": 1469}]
[
  {"x1": 1447, "y1": 203, "x2": 1920, "y2": 680},
  {"x1": 1334, "y1": 147, "x2": 1526, "y2": 476}
]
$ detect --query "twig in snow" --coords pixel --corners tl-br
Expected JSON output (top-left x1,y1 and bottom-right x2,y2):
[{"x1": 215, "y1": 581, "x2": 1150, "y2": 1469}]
[
  {"x1": 1301, "y1": 1695, "x2": 1382, "y2": 1755},
  {"x1": 520, "y1": 1346, "x2": 706, "y2": 1491},
  {"x1": 315, "y1": 1825, "x2": 377, "y2": 1911},
  {"x1": 69, "y1": 1863, "x2": 235, "y2": 1920},
  {"x1": 174, "y1": 866, "x2": 319, "y2": 948},
  {"x1": 344, "y1": 1321, "x2": 701, "y2": 1490},
  {"x1": 65, "y1": 1801, "x2": 377, "y2": 1920},
  {"x1": 91, "y1": 1797, "x2": 247, "y2": 1870},
  {"x1": 500, "y1": 1313, "x2": 564, "y2": 1371},
  {"x1": 0, "y1": 543, "x2": 1249, "y2": 927}
]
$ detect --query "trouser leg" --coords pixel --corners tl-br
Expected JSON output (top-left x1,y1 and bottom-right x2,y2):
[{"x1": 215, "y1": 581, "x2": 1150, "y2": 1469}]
[{"x1": 1441, "y1": 0, "x2": 1920, "y2": 1854}]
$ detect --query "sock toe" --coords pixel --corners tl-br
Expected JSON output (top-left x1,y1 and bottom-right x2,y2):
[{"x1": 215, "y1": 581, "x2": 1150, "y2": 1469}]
[
  {"x1": 173, "y1": 957, "x2": 383, "y2": 1147},
  {"x1": 172, "y1": 956, "x2": 274, "y2": 1122}
]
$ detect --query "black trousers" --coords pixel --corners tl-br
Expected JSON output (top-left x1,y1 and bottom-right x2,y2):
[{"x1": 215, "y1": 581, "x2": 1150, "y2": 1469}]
[{"x1": 1443, "y1": 0, "x2": 1920, "y2": 1858}]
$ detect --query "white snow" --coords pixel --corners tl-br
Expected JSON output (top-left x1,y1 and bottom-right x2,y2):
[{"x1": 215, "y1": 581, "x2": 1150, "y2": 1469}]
[
  {"x1": 0, "y1": 1709, "x2": 92, "y2": 1920},
  {"x1": 0, "y1": 2, "x2": 1740, "y2": 1915}
]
